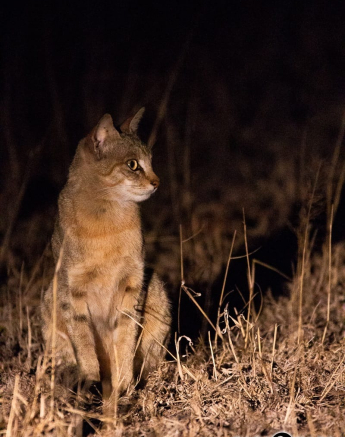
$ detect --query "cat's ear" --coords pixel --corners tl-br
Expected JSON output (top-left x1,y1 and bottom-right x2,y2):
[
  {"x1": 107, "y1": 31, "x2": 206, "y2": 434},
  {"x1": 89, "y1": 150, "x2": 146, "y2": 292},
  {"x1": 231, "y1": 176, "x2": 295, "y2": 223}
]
[
  {"x1": 87, "y1": 114, "x2": 121, "y2": 159},
  {"x1": 120, "y1": 107, "x2": 145, "y2": 134},
  {"x1": 147, "y1": 130, "x2": 156, "y2": 150}
]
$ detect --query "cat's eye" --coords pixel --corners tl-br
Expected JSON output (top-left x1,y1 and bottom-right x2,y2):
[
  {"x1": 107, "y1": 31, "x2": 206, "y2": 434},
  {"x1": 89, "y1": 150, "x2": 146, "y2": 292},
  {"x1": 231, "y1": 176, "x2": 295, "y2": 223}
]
[{"x1": 127, "y1": 159, "x2": 139, "y2": 171}]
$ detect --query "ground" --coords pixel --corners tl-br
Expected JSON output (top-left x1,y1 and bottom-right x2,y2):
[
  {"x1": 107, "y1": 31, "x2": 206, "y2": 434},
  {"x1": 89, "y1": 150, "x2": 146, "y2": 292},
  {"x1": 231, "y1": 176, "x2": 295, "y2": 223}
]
[{"x1": 1, "y1": 220, "x2": 345, "y2": 436}]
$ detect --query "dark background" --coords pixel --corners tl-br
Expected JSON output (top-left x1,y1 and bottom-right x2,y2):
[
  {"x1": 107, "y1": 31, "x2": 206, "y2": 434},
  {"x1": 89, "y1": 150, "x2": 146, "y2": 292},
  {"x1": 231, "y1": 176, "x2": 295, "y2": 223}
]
[
  {"x1": 2, "y1": 1, "x2": 345, "y2": 183},
  {"x1": 1, "y1": 1, "x2": 345, "y2": 335}
]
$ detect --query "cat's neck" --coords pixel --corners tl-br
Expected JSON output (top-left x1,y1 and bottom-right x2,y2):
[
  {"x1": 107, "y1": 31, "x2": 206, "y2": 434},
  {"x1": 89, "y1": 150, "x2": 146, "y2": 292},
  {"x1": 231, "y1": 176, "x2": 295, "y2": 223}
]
[{"x1": 61, "y1": 181, "x2": 141, "y2": 235}]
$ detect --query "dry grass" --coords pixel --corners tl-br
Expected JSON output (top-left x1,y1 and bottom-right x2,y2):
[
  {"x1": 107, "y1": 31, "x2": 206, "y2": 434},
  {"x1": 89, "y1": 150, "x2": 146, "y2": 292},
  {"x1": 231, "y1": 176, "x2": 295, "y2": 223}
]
[
  {"x1": 1, "y1": 120, "x2": 345, "y2": 435},
  {"x1": 1, "y1": 103, "x2": 345, "y2": 437},
  {"x1": 2, "y1": 5, "x2": 345, "y2": 435},
  {"x1": 1, "y1": 210, "x2": 345, "y2": 436}
]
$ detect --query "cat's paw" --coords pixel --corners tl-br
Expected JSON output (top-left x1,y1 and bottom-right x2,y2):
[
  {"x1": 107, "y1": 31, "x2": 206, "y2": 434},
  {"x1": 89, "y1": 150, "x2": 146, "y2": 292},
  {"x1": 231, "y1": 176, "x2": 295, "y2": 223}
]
[{"x1": 72, "y1": 379, "x2": 102, "y2": 407}]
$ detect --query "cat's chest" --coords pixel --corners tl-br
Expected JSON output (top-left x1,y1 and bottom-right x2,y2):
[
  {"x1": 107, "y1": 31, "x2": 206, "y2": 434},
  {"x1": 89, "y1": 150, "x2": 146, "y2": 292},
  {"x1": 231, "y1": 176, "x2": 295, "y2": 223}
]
[
  {"x1": 61, "y1": 198, "x2": 144, "y2": 289},
  {"x1": 66, "y1": 207, "x2": 142, "y2": 254},
  {"x1": 66, "y1": 231, "x2": 144, "y2": 322},
  {"x1": 67, "y1": 224, "x2": 143, "y2": 272},
  {"x1": 66, "y1": 231, "x2": 144, "y2": 298}
]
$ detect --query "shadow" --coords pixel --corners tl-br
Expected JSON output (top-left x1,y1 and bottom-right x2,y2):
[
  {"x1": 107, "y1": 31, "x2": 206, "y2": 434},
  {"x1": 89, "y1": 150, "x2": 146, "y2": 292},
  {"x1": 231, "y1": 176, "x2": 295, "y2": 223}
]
[{"x1": 170, "y1": 225, "x2": 298, "y2": 343}]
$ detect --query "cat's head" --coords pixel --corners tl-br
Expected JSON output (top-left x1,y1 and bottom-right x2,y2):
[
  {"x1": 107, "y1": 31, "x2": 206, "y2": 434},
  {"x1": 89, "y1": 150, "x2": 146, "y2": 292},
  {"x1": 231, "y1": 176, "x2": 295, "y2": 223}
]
[{"x1": 76, "y1": 108, "x2": 159, "y2": 203}]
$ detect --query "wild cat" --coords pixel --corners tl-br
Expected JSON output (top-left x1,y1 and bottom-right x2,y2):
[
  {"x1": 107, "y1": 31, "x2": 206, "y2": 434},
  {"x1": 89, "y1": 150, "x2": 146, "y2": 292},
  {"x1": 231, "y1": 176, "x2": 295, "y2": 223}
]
[{"x1": 42, "y1": 108, "x2": 171, "y2": 410}]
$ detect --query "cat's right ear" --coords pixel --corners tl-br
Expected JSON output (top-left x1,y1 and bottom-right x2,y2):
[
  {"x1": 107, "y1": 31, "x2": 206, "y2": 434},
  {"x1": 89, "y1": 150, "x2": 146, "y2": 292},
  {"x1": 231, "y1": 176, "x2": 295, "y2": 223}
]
[{"x1": 86, "y1": 114, "x2": 121, "y2": 159}]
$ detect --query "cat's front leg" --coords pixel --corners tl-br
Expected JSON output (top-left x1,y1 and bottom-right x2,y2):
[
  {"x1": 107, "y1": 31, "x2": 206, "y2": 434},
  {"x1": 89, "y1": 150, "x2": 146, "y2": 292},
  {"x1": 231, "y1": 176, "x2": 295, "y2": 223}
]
[
  {"x1": 108, "y1": 273, "x2": 143, "y2": 403},
  {"x1": 62, "y1": 286, "x2": 100, "y2": 383},
  {"x1": 42, "y1": 281, "x2": 100, "y2": 392}
]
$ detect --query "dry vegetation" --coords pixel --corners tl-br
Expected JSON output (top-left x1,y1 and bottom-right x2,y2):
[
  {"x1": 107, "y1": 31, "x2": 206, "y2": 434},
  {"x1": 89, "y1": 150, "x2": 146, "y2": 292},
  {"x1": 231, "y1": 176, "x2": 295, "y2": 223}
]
[
  {"x1": 1, "y1": 131, "x2": 345, "y2": 436},
  {"x1": 1, "y1": 6, "x2": 345, "y2": 434}
]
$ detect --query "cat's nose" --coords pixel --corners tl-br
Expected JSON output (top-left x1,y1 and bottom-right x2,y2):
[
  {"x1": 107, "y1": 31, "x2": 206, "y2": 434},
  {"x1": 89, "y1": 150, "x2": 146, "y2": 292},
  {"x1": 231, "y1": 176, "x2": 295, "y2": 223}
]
[{"x1": 150, "y1": 178, "x2": 160, "y2": 189}]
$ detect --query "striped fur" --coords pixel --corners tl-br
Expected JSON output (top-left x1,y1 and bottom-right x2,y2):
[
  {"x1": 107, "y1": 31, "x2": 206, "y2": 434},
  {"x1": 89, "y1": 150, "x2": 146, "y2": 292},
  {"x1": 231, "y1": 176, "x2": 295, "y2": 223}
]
[{"x1": 42, "y1": 109, "x2": 171, "y2": 410}]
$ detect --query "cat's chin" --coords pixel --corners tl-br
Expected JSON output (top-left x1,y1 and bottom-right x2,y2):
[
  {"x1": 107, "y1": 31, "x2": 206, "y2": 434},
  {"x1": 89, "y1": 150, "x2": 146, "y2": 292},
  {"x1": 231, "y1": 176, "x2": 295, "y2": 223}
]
[
  {"x1": 109, "y1": 189, "x2": 154, "y2": 203},
  {"x1": 129, "y1": 191, "x2": 154, "y2": 202}
]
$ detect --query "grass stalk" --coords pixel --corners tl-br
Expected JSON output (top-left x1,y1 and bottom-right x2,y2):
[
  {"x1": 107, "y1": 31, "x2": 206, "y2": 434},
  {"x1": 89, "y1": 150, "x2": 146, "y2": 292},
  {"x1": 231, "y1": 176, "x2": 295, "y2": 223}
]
[
  {"x1": 178, "y1": 224, "x2": 184, "y2": 334},
  {"x1": 270, "y1": 323, "x2": 278, "y2": 374},
  {"x1": 215, "y1": 231, "x2": 236, "y2": 344},
  {"x1": 322, "y1": 205, "x2": 333, "y2": 344},
  {"x1": 182, "y1": 284, "x2": 217, "y2": 332},
  {"x1": 26, "y1": 306, "x2": 32, "y2": 370},
  {"x1": 243, "y1": 210, "x2": 255, "y2": 349},
  {"x1": 208, "y1": 331, "x2": 217, "y2": 380},
  {"x1": 224, "y1": 307, "x2": 239, "y2": 364},
  {"x1": 297, "y1": 166, "x2": 320, "y2": 344},
  {"x1": 6, "y1": 374, "x2": 20, "y2": 437},
  {"x1": 284, "y1": 355, "x2": 299, "y2": 425}
]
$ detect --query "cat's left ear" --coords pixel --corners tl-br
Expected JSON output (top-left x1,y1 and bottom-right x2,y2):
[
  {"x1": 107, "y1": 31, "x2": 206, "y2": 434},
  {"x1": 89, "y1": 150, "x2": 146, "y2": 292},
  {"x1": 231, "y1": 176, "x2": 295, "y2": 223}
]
[
  {"x1": 120, "y1": 107, "x2": 145, "y2": 134},
  {"x1": 86, "y1": 114, "x2": 121, "y2": 159}
]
